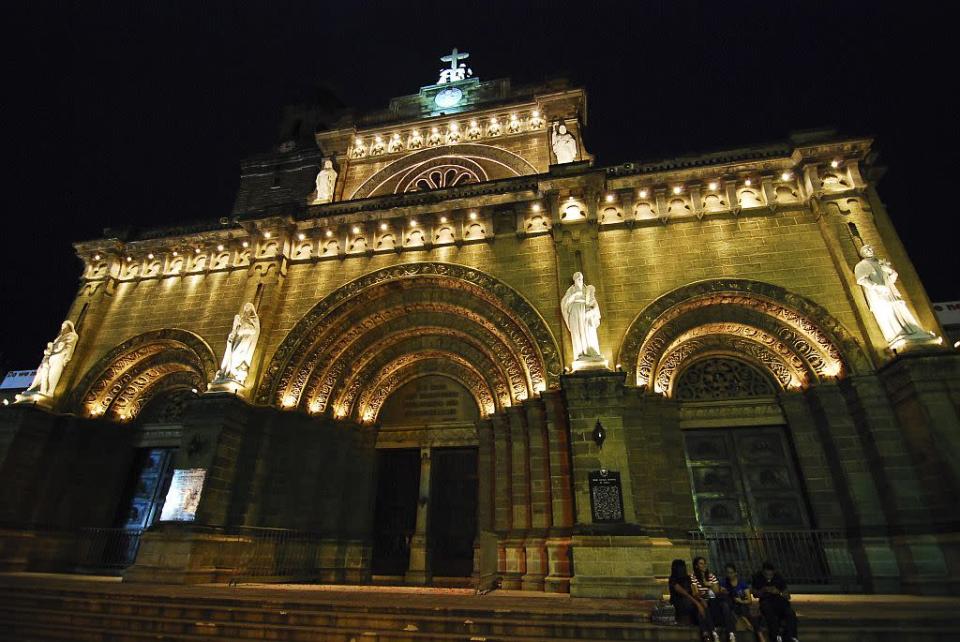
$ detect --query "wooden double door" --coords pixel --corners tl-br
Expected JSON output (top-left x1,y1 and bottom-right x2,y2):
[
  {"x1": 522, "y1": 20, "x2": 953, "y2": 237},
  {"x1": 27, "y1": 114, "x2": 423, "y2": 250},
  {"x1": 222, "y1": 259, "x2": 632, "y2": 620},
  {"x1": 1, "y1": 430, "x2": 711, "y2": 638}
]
[{"x1": 371, "y1": 447, "x2": 478, "y2": 579}]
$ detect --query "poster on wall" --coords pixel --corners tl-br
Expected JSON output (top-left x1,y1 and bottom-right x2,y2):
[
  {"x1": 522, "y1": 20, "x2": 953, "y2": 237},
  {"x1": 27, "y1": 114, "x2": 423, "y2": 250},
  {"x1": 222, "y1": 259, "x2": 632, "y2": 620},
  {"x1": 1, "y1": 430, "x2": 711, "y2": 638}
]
[{"x1": 159, "y1": 468, "x2": 206, "y2": 522}]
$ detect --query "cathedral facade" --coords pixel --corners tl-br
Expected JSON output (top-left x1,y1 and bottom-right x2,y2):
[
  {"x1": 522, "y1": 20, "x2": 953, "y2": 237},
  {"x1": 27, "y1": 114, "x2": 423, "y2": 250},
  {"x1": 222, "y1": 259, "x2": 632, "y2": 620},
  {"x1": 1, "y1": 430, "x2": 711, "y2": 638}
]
[{"x1": 3, "y1": 54, "x2": 959, "y2": 598}]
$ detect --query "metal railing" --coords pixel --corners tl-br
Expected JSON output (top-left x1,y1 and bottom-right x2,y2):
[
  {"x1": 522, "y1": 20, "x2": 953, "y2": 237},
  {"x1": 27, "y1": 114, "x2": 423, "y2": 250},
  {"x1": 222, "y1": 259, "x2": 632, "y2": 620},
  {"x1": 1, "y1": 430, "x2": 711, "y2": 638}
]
[
  {"x1": 74, "y1": 527, "x2": 143, "y2": 572},
  {"x1": 689, "y1": 528, "x2": 859, "y2": 590},
  {"x1": 228, "y1": 527, "x2": 327, "y2": 584}
]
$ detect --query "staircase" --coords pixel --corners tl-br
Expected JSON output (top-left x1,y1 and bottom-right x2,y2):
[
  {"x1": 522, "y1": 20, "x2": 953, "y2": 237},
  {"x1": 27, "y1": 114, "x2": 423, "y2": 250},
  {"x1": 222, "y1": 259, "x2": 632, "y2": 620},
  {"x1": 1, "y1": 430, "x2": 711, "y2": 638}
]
[{"x1": 0, "y1": 575, "x2": 954, "y2": 642}]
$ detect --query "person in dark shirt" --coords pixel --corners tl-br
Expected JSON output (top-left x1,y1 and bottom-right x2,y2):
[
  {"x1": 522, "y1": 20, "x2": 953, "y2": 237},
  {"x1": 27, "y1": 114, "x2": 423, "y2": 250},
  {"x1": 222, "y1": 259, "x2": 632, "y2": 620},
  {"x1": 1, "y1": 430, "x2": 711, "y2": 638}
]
[
  {"x1": 751, "y1": 561, "x2": 799, "y2": 642},
  {"x1": 668, "y1": 558, "x2": 718, "y2": 641},
  {"x1": 692, "y1": 556, "x2": 738, "y2": 641},
  {"x1": 720, "y1": 563, "x2": 766, "y2": 642}
]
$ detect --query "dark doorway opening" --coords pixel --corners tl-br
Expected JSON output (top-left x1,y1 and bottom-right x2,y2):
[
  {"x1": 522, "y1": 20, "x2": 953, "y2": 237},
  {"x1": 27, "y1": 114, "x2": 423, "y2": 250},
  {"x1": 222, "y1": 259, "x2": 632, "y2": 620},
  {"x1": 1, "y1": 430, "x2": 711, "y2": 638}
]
[
  {"x1": 371, "y1": 448, "x2": 420, "y2": 576},
  {"x1": 429, "y1": 447, "x2": 478, "y2": 577}
]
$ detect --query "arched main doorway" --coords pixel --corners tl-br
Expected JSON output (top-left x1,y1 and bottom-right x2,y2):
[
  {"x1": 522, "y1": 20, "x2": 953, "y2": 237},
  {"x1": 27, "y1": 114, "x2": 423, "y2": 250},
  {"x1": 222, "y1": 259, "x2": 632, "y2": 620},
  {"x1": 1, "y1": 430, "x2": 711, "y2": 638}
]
[{"x1": 258, "y1": 262, "x2": 562, "y2": 585}]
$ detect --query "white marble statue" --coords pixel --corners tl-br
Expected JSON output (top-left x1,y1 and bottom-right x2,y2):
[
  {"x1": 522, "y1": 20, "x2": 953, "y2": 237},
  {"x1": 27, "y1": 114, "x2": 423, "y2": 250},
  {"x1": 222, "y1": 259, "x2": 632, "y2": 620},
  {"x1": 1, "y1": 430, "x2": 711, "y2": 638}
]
[
  {"x1": 313, "y1": 160, "x2": 337, "y2": 204},
  {"x1": 21, "y1": 321, "x2": 79, "y2": 399},
  {"x1": 214, "y1": 302, "x2": 261, "y2": 385},
  {"x1": 560, "y1": 272, "x2": 605, "y2": 366},
  {"x1": 854, "y1": 244, "x2": 935, "y2": 347},
  {"x1": 551, "y1": 122, "x2": 578, "y2": 164}
]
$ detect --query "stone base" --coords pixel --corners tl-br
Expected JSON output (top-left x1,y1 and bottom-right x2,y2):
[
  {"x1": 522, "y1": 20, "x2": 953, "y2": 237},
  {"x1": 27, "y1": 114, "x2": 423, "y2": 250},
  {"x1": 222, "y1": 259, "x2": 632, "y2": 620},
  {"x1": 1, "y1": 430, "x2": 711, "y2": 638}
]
[
  {"x1": 12, "y1": 390, "x2": 51, "y2": 408},
  {"x1": 569, "y1": 534, "x2": 688, "y2": 599},
  {"x1": 122, "y1": 525, "x2": 247, "y2": 585}
]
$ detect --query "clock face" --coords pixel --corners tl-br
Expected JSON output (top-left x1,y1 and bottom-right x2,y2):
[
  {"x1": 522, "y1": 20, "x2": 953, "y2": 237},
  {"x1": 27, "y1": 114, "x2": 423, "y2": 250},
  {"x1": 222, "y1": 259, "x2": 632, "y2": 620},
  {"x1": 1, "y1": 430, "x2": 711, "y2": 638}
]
[{"x1": 434, "y1": 87, "x2": 463, "y2": 109}]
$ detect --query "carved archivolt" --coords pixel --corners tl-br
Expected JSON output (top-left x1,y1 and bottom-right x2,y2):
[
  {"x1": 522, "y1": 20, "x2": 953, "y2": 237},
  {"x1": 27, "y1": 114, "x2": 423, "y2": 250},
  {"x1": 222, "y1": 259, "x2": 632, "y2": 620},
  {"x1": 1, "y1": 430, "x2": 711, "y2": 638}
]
[
  {"x1": 674, "y1": 357, "x2": 777, "y2": 401},
  {"x1": 350, "y1": 144, "x2": 538, "y2": 199},
  {"x1": 68, "y1": 329, "x2": 216, "y2": 422},
  {"x1": 618, "y1": 279, "x2": 869, "y2": 394},
  {"x1": 259, "y1": 262, "x2": 561, "y2": 422}
]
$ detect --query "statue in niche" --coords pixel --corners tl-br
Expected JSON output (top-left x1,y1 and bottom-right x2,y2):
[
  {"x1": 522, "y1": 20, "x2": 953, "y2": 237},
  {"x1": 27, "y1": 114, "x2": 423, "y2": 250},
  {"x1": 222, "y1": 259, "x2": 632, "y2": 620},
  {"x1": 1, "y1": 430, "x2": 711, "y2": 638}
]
[
  {"x1": 387, "y1": 135, "x2": 403, "y2": 153},
  {"x1": 854, "y1": 244, "x2": 936, "y2": 347},
  {"x1": 370, "y1": 138, "x2": 385, "y2": 156},
  {"x1": 560, "y1": 272, "x2": 606, "y2": 368},
  {"x1": 212, "y1": 303, "x2": 261, "y2": 386},
  {"x1": 487, "y1": 118, "x2": 502, "y2": 137},
  {"x1": 426, "y1": 128, "x2": 442, "y2": 146},
  {"x1": 313, "y1": 160, "x2": 337, "y2": 204},
  {"x1": 18, "y1": 321, "x2": 79, "y2": 400},
  {"x1": 407, "y1": 130, "x2": 423, "y2": 150},
  {"x1": 551, "y1": 122, "x2": 578, "y2": 164}
]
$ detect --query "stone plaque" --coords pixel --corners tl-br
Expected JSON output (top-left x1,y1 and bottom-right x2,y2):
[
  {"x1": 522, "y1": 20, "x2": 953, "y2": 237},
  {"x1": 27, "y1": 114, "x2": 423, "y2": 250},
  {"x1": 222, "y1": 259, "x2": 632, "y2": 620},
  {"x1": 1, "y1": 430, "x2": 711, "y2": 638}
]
[
  {"x1": 589, "y1": 469, "x2": 624, "y2": 523},
  {"x1": 379, "y1": 375, "x2": 479, "y2": 427},
  {"x1": 159, "y1": 468, "x2": 206, "y2": 522}
]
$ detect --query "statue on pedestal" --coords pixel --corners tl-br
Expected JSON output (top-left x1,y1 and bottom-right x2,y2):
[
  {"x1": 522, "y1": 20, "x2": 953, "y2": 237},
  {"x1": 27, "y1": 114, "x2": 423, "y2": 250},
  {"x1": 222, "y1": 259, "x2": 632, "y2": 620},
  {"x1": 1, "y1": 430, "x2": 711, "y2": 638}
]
[
  {"x1": 313, "y1": 160, "x2": 337, "y2": 204},
  {"x1": 551, "y1": 122, "x2": 578, "y2": 164},
  {"x1": 560, "y1": 272, "x2": 606, "y2": 369},
  {"x1": 854, "y1": 244, "x2": 936, "y2": 348},
  {"x1": 18, "y1": 321, "x2": 79, "y2": 402},
  {"x1": 211, "y1": 303, "x2": 261, "y2": 388}
]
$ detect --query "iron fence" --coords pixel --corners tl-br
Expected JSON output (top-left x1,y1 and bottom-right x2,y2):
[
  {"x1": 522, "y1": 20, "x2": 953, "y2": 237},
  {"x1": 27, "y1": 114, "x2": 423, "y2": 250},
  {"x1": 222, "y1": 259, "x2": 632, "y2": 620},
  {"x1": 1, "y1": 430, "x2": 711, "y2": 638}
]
[
  {"x1": 689, "y1": 528, "x2": 859, "y2": 590},
  {"x1": 74, "y1": 527, "x2": 143, "y2": 572},
  {"x1": 228, "y1": 526, "x2": 326, "y2": 584}
]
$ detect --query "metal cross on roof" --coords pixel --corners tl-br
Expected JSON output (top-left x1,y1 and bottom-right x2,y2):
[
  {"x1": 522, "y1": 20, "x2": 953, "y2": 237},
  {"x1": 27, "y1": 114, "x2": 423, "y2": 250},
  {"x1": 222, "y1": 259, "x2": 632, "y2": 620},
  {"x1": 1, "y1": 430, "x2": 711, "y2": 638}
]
[{"x1": 440, "y1": 48, "x2": 469, "y2": 71}]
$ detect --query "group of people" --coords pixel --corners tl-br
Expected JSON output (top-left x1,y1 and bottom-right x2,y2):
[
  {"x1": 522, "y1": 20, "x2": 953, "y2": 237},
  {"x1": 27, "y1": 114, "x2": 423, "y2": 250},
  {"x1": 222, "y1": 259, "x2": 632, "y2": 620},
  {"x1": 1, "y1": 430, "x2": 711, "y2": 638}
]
[{"x1": 669, "y1": 557, "x2": 799, "y2": 642}]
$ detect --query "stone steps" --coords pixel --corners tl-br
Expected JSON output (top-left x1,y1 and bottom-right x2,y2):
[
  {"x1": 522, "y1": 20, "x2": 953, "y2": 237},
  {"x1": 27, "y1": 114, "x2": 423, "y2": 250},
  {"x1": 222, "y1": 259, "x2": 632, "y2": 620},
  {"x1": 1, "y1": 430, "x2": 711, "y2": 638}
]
[
  {"x1": 0, "y1": 585, "x2": 686, "y2": 642},
  {"x1": 0, "y1": 580, "x2": 954, "y2": 642}
]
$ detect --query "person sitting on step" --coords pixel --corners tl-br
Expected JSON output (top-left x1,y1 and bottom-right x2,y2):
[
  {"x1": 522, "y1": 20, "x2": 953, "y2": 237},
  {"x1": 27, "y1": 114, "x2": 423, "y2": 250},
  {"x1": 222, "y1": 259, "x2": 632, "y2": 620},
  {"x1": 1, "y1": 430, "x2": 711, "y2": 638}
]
[
  {"x1": 720, "y1": 563, "x2": 766, "y2": 642},
  {"x1": 669, "y1": 558, "x2": 718, "y2": 642},
  {"x1": 692, "y1": 556, "x2": 738, "y2": 641},
  {"x1": 751, "y1": 561, "x2": 799, "y2": 642}
]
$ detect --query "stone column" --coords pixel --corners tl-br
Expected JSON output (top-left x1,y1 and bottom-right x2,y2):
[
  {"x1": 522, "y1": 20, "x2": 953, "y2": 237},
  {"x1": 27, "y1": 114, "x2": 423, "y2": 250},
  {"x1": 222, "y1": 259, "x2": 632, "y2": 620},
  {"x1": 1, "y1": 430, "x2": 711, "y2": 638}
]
[
  {"x1": 542, "y1": 391, "x2": 574, "y2": 593},
  {"x1": 503, "y1": 407, "x2": 529, "y2": 589},
  {"x1": 522, "y1": 399, "x2": 551, "y2": 590},
  {"x1": 405, "y1": 446, "x2": 432, "y2": 585},
  {"x1": 805, "y1": 383, "x2": 902, "y2": 592}
]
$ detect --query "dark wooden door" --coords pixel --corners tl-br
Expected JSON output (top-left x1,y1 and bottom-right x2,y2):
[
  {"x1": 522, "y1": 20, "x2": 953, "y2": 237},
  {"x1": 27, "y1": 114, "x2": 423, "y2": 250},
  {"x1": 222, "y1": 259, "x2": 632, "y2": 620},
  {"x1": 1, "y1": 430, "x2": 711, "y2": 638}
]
[
  {"x1": 371, "y1": 449, "x2": 420, "y2": 576},
  {"x1": 429, "y1": 447, "x2": 478, "y2": 577}
]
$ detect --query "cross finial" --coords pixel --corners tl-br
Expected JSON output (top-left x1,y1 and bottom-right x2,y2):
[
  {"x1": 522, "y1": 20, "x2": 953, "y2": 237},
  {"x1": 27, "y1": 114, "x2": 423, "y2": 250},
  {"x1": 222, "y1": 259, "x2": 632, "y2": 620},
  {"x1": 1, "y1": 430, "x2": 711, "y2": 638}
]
[{"x1": 440, "y1": 48, "x2": 469, "y2": 70}]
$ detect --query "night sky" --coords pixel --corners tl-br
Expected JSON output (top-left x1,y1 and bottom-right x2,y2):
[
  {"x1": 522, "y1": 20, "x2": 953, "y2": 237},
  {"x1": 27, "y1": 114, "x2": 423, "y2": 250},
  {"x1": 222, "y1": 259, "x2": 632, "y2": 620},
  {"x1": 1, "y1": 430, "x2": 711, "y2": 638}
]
[{"x1": 2, "y1": 2, "x2": 956, "y2": 371}]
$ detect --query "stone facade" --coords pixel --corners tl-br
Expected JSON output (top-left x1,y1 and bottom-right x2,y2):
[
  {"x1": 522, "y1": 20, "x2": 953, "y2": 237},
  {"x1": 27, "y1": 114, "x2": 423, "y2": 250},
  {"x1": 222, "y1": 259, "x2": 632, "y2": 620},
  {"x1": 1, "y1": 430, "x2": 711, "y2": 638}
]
[{"x1": 2, "y1": 71, "x2": 959, "y2": 598}]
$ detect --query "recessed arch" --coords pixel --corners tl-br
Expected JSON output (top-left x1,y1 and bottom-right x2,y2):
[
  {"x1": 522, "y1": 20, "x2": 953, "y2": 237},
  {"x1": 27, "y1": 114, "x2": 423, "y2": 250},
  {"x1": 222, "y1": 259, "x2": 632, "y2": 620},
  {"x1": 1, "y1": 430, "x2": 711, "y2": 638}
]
[
  {"x1": 259, "y1": 262, "x2": 561, "y2": 422},
  {"x1": 350, "y1": 144, "x2": 539, "y2": 199},
  {"x1": 618, "y1": 279, "x2": 869, "y2": 396},
  {"x1": 68, "y1": 329, "x2": 216, "y2": 422}
]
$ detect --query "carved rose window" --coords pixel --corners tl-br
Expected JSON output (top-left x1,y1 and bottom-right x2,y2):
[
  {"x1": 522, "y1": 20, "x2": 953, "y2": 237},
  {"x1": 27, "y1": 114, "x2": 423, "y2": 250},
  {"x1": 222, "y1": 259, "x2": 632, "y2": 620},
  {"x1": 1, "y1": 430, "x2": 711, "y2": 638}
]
[
  {"x1": 674, "y1": 357, "x2": 776, "y2": 401},
  {"x1": 405, "y1": 165, "x2": 479, "y2": 192}
]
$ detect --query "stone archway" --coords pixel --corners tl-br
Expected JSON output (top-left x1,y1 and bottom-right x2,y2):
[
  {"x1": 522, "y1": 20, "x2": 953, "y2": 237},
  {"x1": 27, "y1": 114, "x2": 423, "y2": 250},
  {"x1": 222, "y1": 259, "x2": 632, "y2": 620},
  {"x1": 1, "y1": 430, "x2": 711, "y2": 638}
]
[
  {"x1": 257, "y1": 262, "x2": 561, "y2": 422},
  {"x1": 68, "y1": 329, "x2": 216, "y2": 422},
  {"x1": 617, "y1": 279, "x2": 870, "y2": 395},
  {"x1": 350, "y1": 144, "x2": 539, "y2": 199}
]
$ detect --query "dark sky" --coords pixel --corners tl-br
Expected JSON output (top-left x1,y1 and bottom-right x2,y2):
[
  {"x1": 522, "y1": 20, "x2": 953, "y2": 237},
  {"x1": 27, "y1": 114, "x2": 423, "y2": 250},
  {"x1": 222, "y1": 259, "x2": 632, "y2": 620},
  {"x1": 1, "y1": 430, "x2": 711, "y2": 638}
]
[{"x1": 2, "y1": 1, "x2": 956, "y2": 370}]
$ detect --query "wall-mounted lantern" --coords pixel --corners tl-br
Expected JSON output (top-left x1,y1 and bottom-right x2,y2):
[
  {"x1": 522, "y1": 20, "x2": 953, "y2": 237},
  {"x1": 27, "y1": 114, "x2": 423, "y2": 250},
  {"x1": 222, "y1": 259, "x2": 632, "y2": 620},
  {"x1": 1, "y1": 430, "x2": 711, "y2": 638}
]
[{"x1": 592, "y1": 419, "x2": 606, "y2": 448}]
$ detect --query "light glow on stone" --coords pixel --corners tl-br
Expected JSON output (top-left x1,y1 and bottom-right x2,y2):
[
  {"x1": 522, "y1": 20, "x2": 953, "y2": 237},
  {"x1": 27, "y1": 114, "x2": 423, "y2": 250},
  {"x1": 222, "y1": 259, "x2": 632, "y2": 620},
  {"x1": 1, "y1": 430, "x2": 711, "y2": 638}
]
[
  {"x1": 93, "y1": 254, "x2": 101, "y2": 261},
  {"x1": 440, "y1": 216, "x2": 448, "y2": 223},
  {"x1": 242, "y1": 241, "x2": 249, "y2": 248},
  {"x1": 380, "y1": 222, "x2": 388, "y2": 231},
  {"x1": 147, "y1": 253, "x2": 154, "y2": 260},
  {"x1": 126, "y1": 256, "x2": 132, "y2": 262},
  {"x1": 708, "y1": 182, "x2": 718, "y2": 191},
  {"x1": 638, "y1": 189, "x2": 648, "y2": 199},
  {"x1": 673, "y1": 186, "x2": 682, "y2": 194},
  {"x1": 216, "y1": 244, "x2": 224, "y2": 251},
  {"x1": 352, "y1": 226, "x2": 361, "y2": 234},
  {"x1": 194, "y1": 247, "x2": 201, "y2": 253},
  {"x1": 296, "y1": 233, "x2": 305, "y2": 241},
  {"x1": 410, "y1": 220, "x2": 418, "y2": 227},
  {"x1": 744, "y1": 179, "x2": 752, "y2": 187},
  {"x1": 282, "y1": 394, "x2": 297, "y2": 408},
  {"x1": 831, "y1": 159, "x2": 840, "y2": 168},
  {"x1": 605, "y1": 194, "x2": 615, "y2": 203},
  {"x1": 469, "y1": 211, "x2": 477, "y2": 220},
  {"x1": 172, "y1": 251, "x2": 179, "y2": 257},
  {"x1": 263, "y1": 231, "x2": 272, "y2": 239},
  {"x1": 531, "y1": 203, "x2": 541, "y2": 212},
  {"x1": 781, "y1": 171, "x2": 793, "y2": 181},
  {"x1": 325, "y1": 230, "x2": 333, "y2": 237}
]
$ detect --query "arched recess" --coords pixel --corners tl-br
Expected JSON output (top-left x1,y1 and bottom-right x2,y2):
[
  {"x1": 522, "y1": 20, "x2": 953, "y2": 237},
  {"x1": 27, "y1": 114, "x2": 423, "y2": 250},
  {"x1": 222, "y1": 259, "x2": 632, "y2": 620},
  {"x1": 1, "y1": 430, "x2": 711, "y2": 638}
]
[
  {"x1": 68, "y1": 329, "x2": 217, "y2": 422},
  {"x1": 350, "y1": 144, "x2": 539, "y2": 199},
  {"x1": 617, "y1": 279, "x2": 870, "y2": 396},
  {"x1": 258, "y1": 262, "x2": 562, "y2": 423}
]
